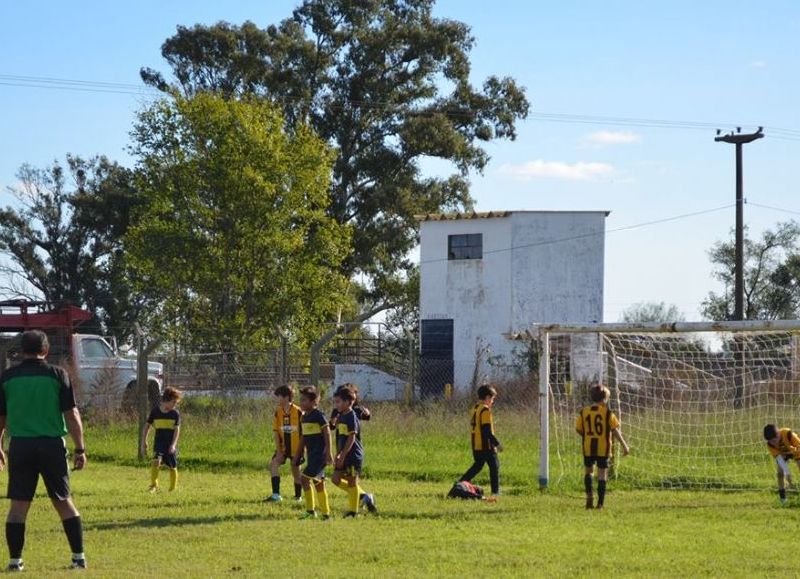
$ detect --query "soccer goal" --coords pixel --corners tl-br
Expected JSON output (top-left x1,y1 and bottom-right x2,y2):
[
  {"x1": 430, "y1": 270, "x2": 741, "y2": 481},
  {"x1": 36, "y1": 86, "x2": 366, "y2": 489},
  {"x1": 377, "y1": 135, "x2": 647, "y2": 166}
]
[{"x1": 533, "y1": 320, "x2": 800, "y2": 490}]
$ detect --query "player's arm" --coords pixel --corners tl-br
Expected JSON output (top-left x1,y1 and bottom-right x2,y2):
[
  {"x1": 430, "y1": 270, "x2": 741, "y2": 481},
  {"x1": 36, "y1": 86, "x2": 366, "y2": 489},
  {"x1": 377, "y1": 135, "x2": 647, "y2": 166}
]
[
  {"x1": 575, "y1": 414, "x2": 584, "y2": 436},
  {"x1": 322, "y1": 424, "x2": 333, "y2": 465},
  {"x1": 357, "y1": 404, "x2": 371, "y2": 420},
  {"x1": 0, "y1": 414, "x2": 6, "y2": 471},
  {"x1": 293, "y1": 437, "x2": 305, "y2": 466},
  {"x1": 612, "y1": 428, "x2": 630, "y2": 455},
  {"x1": 169, "y1": 424, "x2": 180, "y2": 454},
  {"x1": 336, "y1": 432, "x2": 356, "y2": 468},
  {"x1": 64, "y1": 407, "x2": 87, "y2": 470}
]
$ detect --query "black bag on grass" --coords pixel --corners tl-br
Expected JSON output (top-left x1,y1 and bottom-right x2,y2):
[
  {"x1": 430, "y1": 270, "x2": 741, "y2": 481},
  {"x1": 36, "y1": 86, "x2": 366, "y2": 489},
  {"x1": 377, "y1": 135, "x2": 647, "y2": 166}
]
[{"x1": 447, "y1": 481, "x2": 484, "y2": 500}]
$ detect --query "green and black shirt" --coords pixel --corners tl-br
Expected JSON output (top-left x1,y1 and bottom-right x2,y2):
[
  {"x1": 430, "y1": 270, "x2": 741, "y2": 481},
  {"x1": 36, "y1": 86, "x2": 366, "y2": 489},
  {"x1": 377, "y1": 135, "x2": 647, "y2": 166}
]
[{"x1": 0, "y1": 359, "x2": 76, "y2": 437}]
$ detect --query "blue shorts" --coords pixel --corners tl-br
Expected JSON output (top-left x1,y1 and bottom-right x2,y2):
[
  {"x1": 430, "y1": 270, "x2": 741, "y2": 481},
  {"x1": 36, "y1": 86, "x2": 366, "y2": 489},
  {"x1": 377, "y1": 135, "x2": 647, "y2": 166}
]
[
  {"x1": 302, "y1": 456, "x2": 326, "y2": 481},
  {"x1": 154, "y1": 445, "x2": 178, "y2": 469}
]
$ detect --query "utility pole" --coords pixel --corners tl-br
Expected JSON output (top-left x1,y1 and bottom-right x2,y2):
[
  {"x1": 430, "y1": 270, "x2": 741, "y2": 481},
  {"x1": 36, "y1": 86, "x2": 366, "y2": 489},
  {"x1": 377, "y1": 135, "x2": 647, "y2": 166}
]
[
  {"x1": 714, "y1": 126, "x2": 764, "y2": 320},
  {"x1": 715, "y1": 126, "x2": 763, "y2": 410}
]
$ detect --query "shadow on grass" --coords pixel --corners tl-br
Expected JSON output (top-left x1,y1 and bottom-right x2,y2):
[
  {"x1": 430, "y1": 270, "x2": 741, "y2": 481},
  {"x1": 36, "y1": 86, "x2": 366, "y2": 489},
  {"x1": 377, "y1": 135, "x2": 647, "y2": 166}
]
[{"x1": 85, "y1": 512, "x2": 275, "y2": 531}]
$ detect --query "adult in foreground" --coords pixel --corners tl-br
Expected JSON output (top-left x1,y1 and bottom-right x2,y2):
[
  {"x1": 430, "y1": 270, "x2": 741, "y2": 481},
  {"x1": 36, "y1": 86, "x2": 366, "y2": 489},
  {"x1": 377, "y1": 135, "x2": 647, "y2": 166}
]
[{"x1": 0, "y1": 330, "x2": 87, "y2": 571}]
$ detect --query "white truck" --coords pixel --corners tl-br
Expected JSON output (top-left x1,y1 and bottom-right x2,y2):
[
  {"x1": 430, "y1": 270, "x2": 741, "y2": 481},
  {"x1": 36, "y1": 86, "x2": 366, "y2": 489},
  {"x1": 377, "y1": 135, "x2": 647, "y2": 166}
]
[{"x1": 0, "y1": 301, "x2": 163, "y2": 410}]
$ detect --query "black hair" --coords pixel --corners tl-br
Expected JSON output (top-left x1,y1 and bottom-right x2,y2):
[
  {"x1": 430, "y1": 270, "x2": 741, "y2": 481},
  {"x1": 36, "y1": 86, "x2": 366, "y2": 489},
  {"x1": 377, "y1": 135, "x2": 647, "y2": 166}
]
[
  {"x1": 21, "y1": 330, "x2": 48, "y2": 355},
  {"x1": 764, "y1": 424, "x2": 779, "y2": 440}
]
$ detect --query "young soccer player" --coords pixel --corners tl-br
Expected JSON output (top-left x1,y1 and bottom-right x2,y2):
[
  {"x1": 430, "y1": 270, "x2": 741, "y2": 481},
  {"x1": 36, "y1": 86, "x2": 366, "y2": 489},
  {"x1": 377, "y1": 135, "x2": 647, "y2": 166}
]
[
  {"x1": 329, "y1": 383, "x2": 371, "y2": 430},
  {"x1": 331, "y1": 386, "x2": 377, "y2": 517},
  {"x1": 575, "y1": 384, "x2": 630, "y2": 510},
  {"x1": 293, "y1": 386, "x2": 333, "y2": 519},
  {"x1": 266, "y1": 385, "x2": 303, "y2": 502},
  {"x1": 763, "y1": 424, "x2": 800, "y2": 505},
  {"x1": 458, "y1": 384, "x2": 503, "y2": 496},
  {"x1": 140, "y1": 387, "x2": 183, "y2": 492}
]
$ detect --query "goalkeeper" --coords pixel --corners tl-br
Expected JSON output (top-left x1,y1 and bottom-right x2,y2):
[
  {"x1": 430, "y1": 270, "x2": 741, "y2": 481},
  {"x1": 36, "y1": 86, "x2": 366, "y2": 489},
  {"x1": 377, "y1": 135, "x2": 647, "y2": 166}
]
[{"x1": 763, "y1": 424, "x2": 800, "y2": 505}]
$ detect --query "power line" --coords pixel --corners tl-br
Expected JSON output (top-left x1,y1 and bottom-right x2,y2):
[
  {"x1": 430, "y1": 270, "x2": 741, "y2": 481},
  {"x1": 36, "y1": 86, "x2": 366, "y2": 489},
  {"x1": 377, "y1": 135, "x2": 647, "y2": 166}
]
[
  {"x1": 2, "y1": 73, "x2": 800, "y2": 139},
  {"x1": 747, "y1": 201, "x2": 800, "y2": 217},
  {"x1": 418, "y1": 203, "x2": 735, "y2": 265}
]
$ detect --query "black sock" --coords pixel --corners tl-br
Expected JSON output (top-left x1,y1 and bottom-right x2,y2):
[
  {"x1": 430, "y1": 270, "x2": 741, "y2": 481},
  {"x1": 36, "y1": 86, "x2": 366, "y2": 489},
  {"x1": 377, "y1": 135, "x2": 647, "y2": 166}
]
[
  {"x1": 294, "y1": 483, "x2": 302, "y2": 499},
  {"x1": 597, "y1": 480, "x2": 607, "y2": 506},
  {"x1": 61, "y1": 516, "x2": 83, "y2": 556},
  {"x1": 779, "y1": 488, "x2": 787, "y2": 500},
  {"x1": 584, "y1": 474, "x2": 593, "y2": 498},
  {"x1": 5, "y1": 523, "x2": 25, "y2": 560},
  {"x1": 271, "y1": 476, "x2": 280, "y2": 495}
]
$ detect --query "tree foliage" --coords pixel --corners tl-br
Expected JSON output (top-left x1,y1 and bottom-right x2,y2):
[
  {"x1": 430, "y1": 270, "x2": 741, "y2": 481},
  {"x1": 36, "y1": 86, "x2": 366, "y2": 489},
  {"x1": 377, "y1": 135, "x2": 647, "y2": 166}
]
[
  {"x1": 127, "y1": 93, "x2": 352, "y2": 351},
  {"x1": 619, "y1": 302, "x2": 686, "y2": 324},
  {"x1": 702, "y1": 221, "x2": 800, "y2": 320},
  {"x1": 0, "y1": 156, "x2": 144, "y2": 338},
  {"x1": 140, "y1": 0, "x2": 530, "y2": 311}
]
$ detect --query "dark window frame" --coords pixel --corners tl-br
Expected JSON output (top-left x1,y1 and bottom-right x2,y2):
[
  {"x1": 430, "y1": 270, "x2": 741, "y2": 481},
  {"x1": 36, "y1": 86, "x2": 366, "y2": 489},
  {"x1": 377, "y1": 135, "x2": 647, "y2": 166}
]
[{"x1": 447, "y1": 233, "x2": 483, "y2": 260}]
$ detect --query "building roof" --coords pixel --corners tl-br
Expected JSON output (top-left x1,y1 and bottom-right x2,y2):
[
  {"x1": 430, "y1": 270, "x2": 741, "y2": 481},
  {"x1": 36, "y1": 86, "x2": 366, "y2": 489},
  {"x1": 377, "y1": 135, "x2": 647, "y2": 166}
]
[{"x1": 417, "y1": 209, "x2": 611, "y2": 222}]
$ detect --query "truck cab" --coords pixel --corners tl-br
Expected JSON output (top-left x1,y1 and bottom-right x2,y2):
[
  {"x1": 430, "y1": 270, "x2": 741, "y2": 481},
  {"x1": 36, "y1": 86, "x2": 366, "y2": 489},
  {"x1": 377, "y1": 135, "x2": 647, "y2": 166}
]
[{"x1": 0, "y1": 300, "x2": 162, "y2": 410}]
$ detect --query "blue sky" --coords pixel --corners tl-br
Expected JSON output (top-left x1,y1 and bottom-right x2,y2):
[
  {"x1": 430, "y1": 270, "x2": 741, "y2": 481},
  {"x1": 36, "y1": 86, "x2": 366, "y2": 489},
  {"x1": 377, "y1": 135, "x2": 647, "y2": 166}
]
[{"x1": 1, "y1": 0, "x2": 799, "y2": 321}]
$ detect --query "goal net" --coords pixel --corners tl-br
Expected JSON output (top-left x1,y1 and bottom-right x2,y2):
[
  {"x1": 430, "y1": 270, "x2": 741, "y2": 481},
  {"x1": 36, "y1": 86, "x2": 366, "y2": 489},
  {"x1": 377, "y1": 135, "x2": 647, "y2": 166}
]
[{"x1": 536, "y1": 321, "x2": 800, "y2": 490}]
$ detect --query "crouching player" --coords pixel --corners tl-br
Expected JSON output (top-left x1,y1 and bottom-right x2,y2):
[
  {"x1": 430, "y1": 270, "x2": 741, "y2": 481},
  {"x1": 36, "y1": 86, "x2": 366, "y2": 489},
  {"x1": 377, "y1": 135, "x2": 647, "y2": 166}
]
[
  {"x1": 293, "y1": 387, "x2": 333, "y2": 519},
  {"x1": 575, "y1": 384, "x2": 629, "y2": 510},
  {"x1": 331, "y1": 386, "x2": 377, "y2": 517},
  {"x1": 763, "y1": 424, "x2": 800, "y2": 505}
]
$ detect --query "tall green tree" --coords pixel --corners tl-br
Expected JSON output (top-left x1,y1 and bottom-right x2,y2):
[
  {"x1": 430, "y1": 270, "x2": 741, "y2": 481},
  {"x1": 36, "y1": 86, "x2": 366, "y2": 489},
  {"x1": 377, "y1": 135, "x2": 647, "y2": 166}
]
[
  {"x1": 0, "y1": 156, "x2": 144, "y2": 339},
  {"x1": 140, "y1": 0, "x2": 530, "y2": 314},
  {"x1": 127, "y1": 93, "x2": 352, "y2": 351},
  {"x1": 702, "y1": 221, "x2": 800, "y2": 320}
]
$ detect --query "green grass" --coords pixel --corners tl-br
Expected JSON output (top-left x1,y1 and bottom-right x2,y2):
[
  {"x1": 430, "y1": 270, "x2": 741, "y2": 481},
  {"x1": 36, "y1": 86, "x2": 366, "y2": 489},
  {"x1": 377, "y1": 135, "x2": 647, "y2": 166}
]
[{"x1": 3, "y1": 398, "x2": 798, "y2": 577}]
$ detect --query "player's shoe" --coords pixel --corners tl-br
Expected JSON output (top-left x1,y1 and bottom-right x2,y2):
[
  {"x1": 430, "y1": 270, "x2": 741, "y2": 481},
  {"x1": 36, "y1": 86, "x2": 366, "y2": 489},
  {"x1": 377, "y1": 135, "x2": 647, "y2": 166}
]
[
  {"x1": 780, "y1": 497, "x2": 789, "y2": 506},
  {"x1": 343, "y1": 511, "x2": 358, "y2": 518},
  {"x1": 70, "y1": 557, "x2": 88, "y2": 569},
  {"x1": 148, "y1": 484, "x2": 158, "y2": 493},
  {"x1": 361, "y1": 493, "x2": 378, "y2": 514},
  {"x1": 321, "y1": 514, "x2": 331, "y2": 521},
  {"x1": 6, "y1": 561, "x2": 24, "y2": 572},
  {"x1": 294, "y1": 496, "x2": 303, "y2": 503},
  {"x1": 595, "y1": 504, "x2": 605, "y2": 511},
  {"x1": 299, "y1": 511, "x2": 317, "y2": 520},
  {"x1": 264, "y1": 493, "x2": 283, "y2": 503}
]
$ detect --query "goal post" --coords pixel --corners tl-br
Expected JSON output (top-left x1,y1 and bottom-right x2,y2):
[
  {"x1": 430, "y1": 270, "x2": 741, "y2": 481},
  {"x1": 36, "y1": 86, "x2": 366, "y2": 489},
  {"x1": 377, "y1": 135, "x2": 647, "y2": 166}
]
[{"x1": 527, "y1": 320, "x2": 800, "y2": 491}]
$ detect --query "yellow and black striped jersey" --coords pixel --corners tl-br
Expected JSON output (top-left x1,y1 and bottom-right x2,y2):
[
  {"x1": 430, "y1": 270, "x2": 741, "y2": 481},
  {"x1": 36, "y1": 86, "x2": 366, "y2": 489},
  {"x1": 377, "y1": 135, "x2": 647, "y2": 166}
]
[
  {"x1": 273, "y1": 403, "x2": 303, "y2": 454},
  {"x1": 575, "y1": 403, "x2": 620, "y2": 458},
  {"x1": 470, "y1": 402, "x2": 498, "y2": 451},
  {"x1": 767, "y1": 428, "x2": 800, "y2": 459}
]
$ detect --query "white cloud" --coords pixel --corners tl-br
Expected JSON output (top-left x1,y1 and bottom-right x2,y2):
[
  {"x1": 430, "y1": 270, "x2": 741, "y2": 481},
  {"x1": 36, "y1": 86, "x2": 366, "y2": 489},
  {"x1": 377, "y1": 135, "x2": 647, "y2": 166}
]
[
  {"x1": 499, "y1": 160, "x2": 615, "y2": 182},
  {"x1": 582, "y1": 130, "x2": 640, "y2": 146}
]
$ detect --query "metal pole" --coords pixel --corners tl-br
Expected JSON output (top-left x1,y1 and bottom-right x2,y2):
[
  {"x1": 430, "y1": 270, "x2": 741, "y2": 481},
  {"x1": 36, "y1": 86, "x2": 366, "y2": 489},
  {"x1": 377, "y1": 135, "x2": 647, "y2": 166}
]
[
  {"x1": 538, "y1": 330, "x2": 550, "y2": 489},
  {"x1": 735, "y1": 142, "x2": 744, "y2": 321}
]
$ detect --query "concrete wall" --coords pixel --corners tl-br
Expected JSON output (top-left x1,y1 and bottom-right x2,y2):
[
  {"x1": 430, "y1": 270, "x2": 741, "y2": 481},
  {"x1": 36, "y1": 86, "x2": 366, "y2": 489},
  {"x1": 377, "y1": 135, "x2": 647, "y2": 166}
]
[
  {"x1": 420, "y1": 211, "x2": 606, "y2": 390},
  {"x1": 334, "y1": 364, "x2": 407, "y2": 401}
]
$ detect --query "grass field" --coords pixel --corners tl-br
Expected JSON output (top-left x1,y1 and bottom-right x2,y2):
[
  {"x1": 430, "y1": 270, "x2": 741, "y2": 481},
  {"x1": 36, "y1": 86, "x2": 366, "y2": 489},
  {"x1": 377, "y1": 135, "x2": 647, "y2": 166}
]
[{"x1": 2, "y1": 397, "x2": 798, "y2": 577}]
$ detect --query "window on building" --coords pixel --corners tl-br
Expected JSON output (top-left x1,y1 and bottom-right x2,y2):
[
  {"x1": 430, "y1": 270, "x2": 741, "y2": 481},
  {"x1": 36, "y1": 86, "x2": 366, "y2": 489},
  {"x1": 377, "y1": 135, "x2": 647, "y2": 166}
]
[{"x1": 448, "y1": 233, "x2": 483, "y2": 260}]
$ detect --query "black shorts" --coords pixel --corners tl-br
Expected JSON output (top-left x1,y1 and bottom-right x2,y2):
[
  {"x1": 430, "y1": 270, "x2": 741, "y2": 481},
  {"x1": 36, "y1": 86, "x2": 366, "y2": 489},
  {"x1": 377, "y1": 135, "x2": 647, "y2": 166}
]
[
  {"x1": 154, "y1": 446, "x2": 178, "y2": 469},
  {"x1": 302, "y1": 456, "x2": 326, "y2": 481},
  {"x1": 7, "y1": 437, "x2": 71, "y2": 501},
  {"x1": 335, "y1": 458, "x2": 362, "y2": 478},
  {"x1": 584, "y1": 456, "x2": 610, "y2": 469}
]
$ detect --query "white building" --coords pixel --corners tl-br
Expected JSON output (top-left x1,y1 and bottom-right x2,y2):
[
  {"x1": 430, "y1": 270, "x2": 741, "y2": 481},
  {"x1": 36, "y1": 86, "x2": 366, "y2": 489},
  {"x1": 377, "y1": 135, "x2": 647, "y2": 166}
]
[{"x1": 418, "y1": 210, "x2": 608, "y2": 393}]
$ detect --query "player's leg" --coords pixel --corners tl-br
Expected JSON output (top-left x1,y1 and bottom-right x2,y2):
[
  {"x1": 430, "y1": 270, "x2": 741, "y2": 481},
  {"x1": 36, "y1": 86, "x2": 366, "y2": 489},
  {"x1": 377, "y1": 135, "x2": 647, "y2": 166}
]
[
  {"x1": 486, "y1": 451, "x2": 500, "y2": 495},
  {"x1": 596, "y1": 460, "x2": 609, "y2": 509},
  {"x1": 584, "y1": 458, "x2": 595, "y2": 509},
  {"x1": 150, "y1": 455, "x2": 162, "y2": 491},
  {"x1": 777, "y1": 466, "x2": 787, "y2": 504},
  {"x1": 299, "y1": 474, "x2": 316, "y2": 517},
  {"x1": 5, "y1": 439, "x2": 37, "y2": 571},
  {"x1": 41, "y1": 439, "x2": 86, "y2": 569},
  {"x1": 345, "y1": 471, "x2": 360, "y2": 517},
  {"x1": 459, "y1": 451, "x2": 487, "y2": 483},
  {"x1": 291, "y1": 462, "x2": 303, "y2": 501},
  {"x1": 314, "y1": 480, "x2": 331, "y2": 519},
  {"x1": 165, "y1": 453, "x2": 178, "y2": 491},
  {"x1": 267, "y1": 452, "x2": 283, "y2": 501}
]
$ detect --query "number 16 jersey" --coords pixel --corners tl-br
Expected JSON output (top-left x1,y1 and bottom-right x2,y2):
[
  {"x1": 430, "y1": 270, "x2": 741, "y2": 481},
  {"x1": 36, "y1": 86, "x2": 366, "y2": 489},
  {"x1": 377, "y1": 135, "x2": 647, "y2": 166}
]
[{"x1": 575, "y1": 403, "x2": 620, "y2": 458}]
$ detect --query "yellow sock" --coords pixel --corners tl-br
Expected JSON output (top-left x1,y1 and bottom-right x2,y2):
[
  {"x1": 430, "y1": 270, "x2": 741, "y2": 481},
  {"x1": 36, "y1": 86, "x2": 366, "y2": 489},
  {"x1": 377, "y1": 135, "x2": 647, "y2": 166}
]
[
  {"x1": 303, "y1": 486, "x2": 316, "y2": 512},
  {"x1": 169, "y1": 468, "x2": 178, "y2": 491},
  {"x1": 357, "y1": 484, "x2": 365, "y2": 497},
  {"x1": 150, "y1": 464, "x2": 160, "y2": 486},
  {"x1": 348, "y1": 484, "x2": 359, "y2": 513},
  {"x1": 316, "y1": 486, "x2": 330, "y2": 516}
]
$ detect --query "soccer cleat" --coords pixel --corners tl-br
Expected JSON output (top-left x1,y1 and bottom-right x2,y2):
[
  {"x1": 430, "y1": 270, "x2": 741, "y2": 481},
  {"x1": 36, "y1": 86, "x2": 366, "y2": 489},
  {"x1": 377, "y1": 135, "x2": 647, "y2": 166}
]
[
  {"x1": 70, "y1": 558, "x2": 88, "y2": 569},
  {"x1": 148, "y1": 484, "x2": 158, "y2": 493},
  {"x1": 780, "y1": 497, "x2": 789, "y2": 506},
  {"x1": 321, "y1": 514, "x2": 331, "y2": 521},
  {"x1": 264, "y1": 493, "x2": 283, "y2": 503},
  {"x1": 343, "y1": 511, "x2": 358, "y2": 518},
  {"x1": 294, "y1": 496, "x2": 303, "y2": 503},
  {"x1": 299, "y1": 511, "x2": 317, "y2": 520},
  {"x1": 6, "y1": 562, "x2": 24, "y2": 572},
  {"x1": 361, "y1": 493, "x2": 378, "y2": 514},
  {"x1": 595, "y1": 504, "x2": 605, "y2": 511}
]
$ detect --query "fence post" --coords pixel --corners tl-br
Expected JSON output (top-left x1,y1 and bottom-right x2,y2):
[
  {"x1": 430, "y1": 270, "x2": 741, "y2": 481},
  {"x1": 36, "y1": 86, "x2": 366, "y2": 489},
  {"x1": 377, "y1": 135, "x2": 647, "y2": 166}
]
[{"x1": 538, "y1": 329, "x2": 550, "y2": 489}]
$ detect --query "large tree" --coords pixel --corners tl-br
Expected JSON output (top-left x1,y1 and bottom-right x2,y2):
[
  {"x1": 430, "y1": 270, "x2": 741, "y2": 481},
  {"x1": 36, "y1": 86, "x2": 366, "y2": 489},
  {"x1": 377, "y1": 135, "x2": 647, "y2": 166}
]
[
  {"x1": 127, "y1": 93, "x2": 352, "y2": 351},
  {"x1": 702, "y1": 221, "x2": 800, "y2": 320},
  {"x1": 140, "y1": 0, "x2": 530, "y2": 314},
  {"x1": 0, "y1": 156, "x2": 144, "y2": 339},
  {"x1": 619, "y1": 302, "x2": 686, "y2": 324}
]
